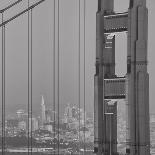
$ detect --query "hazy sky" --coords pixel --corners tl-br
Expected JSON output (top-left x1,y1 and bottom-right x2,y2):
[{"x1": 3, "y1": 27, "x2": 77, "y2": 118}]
[{"x1": 0, "y1": 0, "x2": 154, "y2": 117}]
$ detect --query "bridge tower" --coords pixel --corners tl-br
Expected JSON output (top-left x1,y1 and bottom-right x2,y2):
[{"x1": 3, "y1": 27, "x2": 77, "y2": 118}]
[{"x1": 94, "y1": 0, "x2": 150, "y2": 155}]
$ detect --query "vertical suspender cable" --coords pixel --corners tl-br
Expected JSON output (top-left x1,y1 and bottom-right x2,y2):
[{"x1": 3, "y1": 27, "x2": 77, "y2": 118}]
[
  {"x1": 1, "y1": 12, "x2": 6, "y2": 155},
  {"x1": 53, "y1": 0, "x2": 56, "y2": 154},
  {"x1": 83, "y1": 0, "x2": 86, "y2": 154},
  {"x1": 1, "y1": 12, "x2": 4, "y2": 155},
  {"x1": 57, "y1": 0, "x2": 60, "y2": 154},
  {"x1": 78, "y1": 0, "x2": 81, "y2": 151},
  {"x1": 27, "y1": 4, "x2": 33, "y2": 154},
  {"x1": 3, "y1": 24, "x2": 6, "y2": 155},
  {"x1": 30, "y1": 8, "x2": 33, "y2": 155},
  {"x1": 27, "y1": 0, "x2": 30, "y2": 154}
]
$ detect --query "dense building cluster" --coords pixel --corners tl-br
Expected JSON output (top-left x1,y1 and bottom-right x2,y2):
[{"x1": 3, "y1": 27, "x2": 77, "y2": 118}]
[
  {"x1": 0, "y1": 96, "x2": 94, "y2": 153},
  {"x1": 0, "y1": 97, "x2": 154, "y2": 154}
]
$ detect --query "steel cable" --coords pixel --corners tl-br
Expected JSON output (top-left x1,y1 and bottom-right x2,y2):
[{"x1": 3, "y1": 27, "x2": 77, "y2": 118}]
[
  {"x1": 1, "y1": 12, "x2": 4, "y2": 155},
  {"x1": 30, "y1": 8, "x2": 33, "y2": 155},
  {"x1": 78, "y1": 0, "x2": 81, "y2": 152},
  {"x1": 27, "y1": 0, "x2": 30, "y2": 153},
  {"x1": 1, "y1": 12, "x2": 6, "y2": 155},
  {"x1": 27, "y1": 1, "x2": 33, "y2": 154},
  {"x1": 1, "y1": 12, "x2": 3, "y2": 155},
  {"x1": 3, "y1": 24, "x2": 6, "y2": 155},
  {"x1": 57, "y1": 0, "x2": 60, "y2": 154},
  {"x1": 53, "y1": 0, "x2": 56, "y2": 154},
  {"x1": 83, "y1": 0, "x2": 86, "y2": 154}
]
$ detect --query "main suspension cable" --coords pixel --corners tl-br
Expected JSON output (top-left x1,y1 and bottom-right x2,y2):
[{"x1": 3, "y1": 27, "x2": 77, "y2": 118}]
[
  {"x1": 0, "y1": 0, "x2": 23, "y2": 13},
  {"x1": 0, "y1": 0, "x2": 45, "y2": 28}
]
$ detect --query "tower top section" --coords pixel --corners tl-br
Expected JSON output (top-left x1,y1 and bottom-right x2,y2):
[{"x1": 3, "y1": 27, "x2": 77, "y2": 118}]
[
  {"x1": 98, "y1": 0, "x2": 114, "y2": 13},
  {"x1": 98, "y1": 0, "x2": 146, "y2": 12},
  {"x1": 130, "y1": 0, "x2": 146, "y2": 8}
]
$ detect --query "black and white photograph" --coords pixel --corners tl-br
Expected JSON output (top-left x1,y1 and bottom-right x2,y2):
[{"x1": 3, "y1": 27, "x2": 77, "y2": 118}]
[{"x1": 0, "y1": 0, "x2": 154, "y2": 155}]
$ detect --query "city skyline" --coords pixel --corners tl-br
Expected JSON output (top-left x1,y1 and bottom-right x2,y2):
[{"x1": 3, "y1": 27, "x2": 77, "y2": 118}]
[
  {"x1": 0, "y1": 0, "x2": 154, "y2": 118},
  {"x1": 5, "y1": 95, "x2": 90, "y2": 120}
]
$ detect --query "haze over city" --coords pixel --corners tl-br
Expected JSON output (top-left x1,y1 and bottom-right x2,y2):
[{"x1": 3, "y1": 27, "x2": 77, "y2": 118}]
[{"x1": 0, "y1": 0, "x2": 153, "y2": 118}]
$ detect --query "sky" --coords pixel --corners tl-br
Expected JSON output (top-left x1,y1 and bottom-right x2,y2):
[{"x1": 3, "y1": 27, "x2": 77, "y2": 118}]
[{"x1": 0, "y1": 0, "x2": 154, "y2": 118}]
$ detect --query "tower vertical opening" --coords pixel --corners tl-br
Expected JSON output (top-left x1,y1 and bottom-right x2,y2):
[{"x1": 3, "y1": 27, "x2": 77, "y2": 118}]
[
  {"x1": 114, "y1": 0, "x2": 129, "y2": 12},
  {"x1": 115, "y1": 33, "x2": 127, "y2": 77},
  {"x1": 115, "y1": 33, "x2": 127, "y2": 154}
]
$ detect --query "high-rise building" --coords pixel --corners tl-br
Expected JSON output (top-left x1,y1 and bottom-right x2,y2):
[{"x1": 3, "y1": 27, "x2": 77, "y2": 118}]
[
  {"x1": 65, "y1": 103, "x2": 72, "y2": 118},
  {"x1": 7, "y1": 119, "x2": 19, "y2": 129},
  {"x1": 41, "y1": 95, "x2": 46, "y2": 126},
  {"x1": 16, "y1": 109, "x2": 25, "y2": 119},
  {"x1": 72, "y1": 106, "x2": 77, "y2": 118},
  {"x1": 28, "y1": 117, "x2": 39, "y2": 131},
  {"x1": 79, "y1": 108, "x2": 87, "y2": 125},
  {"x1": 45, "y1": 109, "x2": 55, "y2": 122},
  {"x1": 18, "y1": 121, "x2": 27, "y2": 130},
  {"x1": 44, "y1": 122, "x2": 53, "y2": 132}
]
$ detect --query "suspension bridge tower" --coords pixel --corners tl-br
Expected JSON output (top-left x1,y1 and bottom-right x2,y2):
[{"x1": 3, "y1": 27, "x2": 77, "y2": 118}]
[{"x1": 94, "y1": 0, "x2": 150, "y2": 155}]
